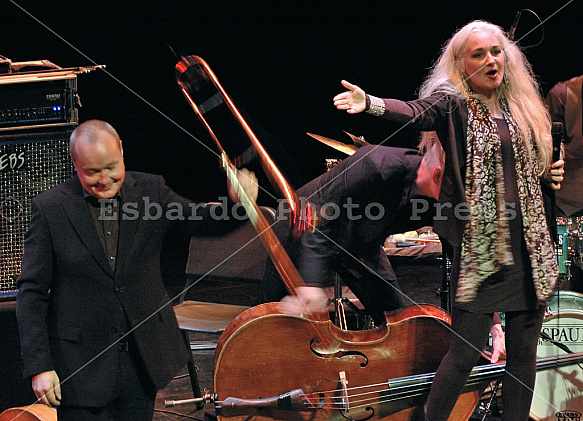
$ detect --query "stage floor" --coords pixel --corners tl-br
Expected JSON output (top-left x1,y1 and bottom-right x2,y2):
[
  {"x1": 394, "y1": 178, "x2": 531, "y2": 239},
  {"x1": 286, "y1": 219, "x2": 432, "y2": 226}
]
[{"x1": 3, "y1": 240, "x2": 559, "y2": 420}]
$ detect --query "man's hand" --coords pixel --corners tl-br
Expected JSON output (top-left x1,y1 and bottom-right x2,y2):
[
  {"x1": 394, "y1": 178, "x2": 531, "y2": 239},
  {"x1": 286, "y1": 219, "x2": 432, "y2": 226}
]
[
  {"x1": 227, "y1": 168, "x2": 259, "y2": 203},
  {"x1": 32, "y1": 370, "x2": 61, "y2": 407},
  {"x1": 279, "y1": 286, "x2": 329, "y2": 316},
  {"x1": 489, "y1": 316, "x2": 506, "y2": 363}
]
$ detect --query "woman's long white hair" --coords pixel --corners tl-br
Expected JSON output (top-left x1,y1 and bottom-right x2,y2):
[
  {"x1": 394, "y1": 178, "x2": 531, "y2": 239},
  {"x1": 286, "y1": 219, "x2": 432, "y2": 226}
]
[{"x1": 418, "y1": 20, "x2": 552, "y2": 170}]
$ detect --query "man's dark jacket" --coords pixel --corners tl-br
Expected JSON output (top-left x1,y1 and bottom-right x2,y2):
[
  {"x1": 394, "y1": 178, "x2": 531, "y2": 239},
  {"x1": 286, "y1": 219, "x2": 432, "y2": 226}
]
[{"x1": 16, "y1": 171, "x2": 233, "y2": 406}]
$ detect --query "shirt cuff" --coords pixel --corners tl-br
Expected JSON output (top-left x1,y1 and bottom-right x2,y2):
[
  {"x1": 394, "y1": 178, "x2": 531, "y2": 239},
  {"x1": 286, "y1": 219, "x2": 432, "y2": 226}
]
[{"x1": 365, "y1": 95, "x2": 385, "y2": 116}]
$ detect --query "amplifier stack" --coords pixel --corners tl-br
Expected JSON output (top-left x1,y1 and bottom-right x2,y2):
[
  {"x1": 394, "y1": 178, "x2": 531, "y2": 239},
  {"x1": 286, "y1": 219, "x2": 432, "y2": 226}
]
[
  {"x1": 0, "y1": 64, "x2": 102, "y2": 297},
  {"x1": 0, "y1": 70, "x2": 79, "y2": 132}
]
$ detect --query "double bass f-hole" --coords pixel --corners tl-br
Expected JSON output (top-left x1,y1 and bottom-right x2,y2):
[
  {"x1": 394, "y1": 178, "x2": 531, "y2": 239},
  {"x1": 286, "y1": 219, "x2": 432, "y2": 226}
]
[
  {"x1": 338, "y1": 371, "x2": 375, "y2": 421},
  {"x1": 339, "y1": 408, "x2": 374, "y2": 421},
  {"x1": 310, "y1": 338, "x2": 369, "y2": 367}
]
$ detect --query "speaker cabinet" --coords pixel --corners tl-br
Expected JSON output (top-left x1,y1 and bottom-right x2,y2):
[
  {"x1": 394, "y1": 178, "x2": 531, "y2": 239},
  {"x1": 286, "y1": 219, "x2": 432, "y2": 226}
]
[
  {"x1": 0, "y1": 301, "x2": 36, "y2": 411},
  {"x1": 0, "y1": 130, "x2": 74, "y2": 296}
]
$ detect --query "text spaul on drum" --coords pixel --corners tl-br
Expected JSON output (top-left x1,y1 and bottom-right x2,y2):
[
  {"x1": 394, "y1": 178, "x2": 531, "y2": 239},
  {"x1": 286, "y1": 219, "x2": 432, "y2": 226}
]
[{"x1": 540, "y1": 325, "x2": 583, "y2": 344}]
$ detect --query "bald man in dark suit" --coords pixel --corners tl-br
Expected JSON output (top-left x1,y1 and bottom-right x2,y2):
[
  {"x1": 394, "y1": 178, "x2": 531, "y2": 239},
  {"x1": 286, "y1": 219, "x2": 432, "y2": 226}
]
[{"x1": 16, "y1": 119, "x2": 257, "y2": 420}]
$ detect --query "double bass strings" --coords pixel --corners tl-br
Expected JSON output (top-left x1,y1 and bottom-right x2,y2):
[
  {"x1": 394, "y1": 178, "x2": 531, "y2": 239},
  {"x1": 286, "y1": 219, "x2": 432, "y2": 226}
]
[{"x1": 295, "y1": 351, "x2": 583, "y2": 412}]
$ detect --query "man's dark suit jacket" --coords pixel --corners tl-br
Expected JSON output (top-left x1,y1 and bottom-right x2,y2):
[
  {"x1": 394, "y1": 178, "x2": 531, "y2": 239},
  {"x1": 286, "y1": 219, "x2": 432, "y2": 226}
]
[
  {"x1": 258, "y1": 146, "x2": 436, "y2": 323},
  {"x1": 16, "y1": 171, "x2": 235, "y2": 406}
]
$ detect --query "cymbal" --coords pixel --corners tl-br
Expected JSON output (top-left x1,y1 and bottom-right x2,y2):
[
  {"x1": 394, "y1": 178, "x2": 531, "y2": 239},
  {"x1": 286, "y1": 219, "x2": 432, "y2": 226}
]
[
  {"x1": 306, "y1": 133, "x2": 358, "y2": 156},
  {"x1": 343, "y1": 131, "x2": 371, "y2": 147}
]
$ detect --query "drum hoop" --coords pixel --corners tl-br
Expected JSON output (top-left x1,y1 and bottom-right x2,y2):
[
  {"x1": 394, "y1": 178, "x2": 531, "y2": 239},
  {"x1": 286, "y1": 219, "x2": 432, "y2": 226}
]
[
  {"x1": 544, "y1": 308, "x2": 583, "y2": 321},
  {"x1": 552, "y1": 290, "x2": 583, "y2": 299}
]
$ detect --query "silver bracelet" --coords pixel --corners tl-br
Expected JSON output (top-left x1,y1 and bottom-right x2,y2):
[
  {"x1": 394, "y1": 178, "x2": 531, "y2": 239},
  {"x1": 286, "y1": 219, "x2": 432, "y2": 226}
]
[{"x1": 366, "y1": 95, "x2": 385, "y2": 116}]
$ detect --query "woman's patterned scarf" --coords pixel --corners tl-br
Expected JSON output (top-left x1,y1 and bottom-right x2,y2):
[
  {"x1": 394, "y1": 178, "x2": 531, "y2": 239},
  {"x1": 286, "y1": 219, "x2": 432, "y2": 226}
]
[{"x1": 456, "y1": 96, "x2": 558, "y2": 306}]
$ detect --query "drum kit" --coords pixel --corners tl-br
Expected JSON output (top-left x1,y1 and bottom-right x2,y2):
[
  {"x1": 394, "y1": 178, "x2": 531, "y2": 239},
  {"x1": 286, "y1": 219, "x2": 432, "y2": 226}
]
[
  {"x1": 555, "y1": 216, "x2": 583, "y2": 281},
  {"x1": 531, "y1": 290, "x2": 583, "y2": 421},
  {"x1": 471, "y1": 219, "x2": 583, "y2": 420},
  {"x1": 529, "y1": 217, "x2": 583, "y2": 421}
]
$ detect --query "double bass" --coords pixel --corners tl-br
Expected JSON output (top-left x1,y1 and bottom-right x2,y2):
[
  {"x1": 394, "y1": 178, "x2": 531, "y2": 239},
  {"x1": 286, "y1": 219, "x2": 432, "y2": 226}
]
[
  {"x1": 0, "y1": 405, "x2": 56, "y2": 421},
  {"x1": 214, "y1": 303, "x2": 472, "y2": 421},
  {"x1": 211, "y1": 304, "x2": 583, "y2": 421}
]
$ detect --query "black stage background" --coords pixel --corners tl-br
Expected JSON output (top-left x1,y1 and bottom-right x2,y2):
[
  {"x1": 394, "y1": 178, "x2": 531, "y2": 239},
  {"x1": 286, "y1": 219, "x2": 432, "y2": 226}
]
[
  {"x1": 3, "y1": 1, "x2": 582, "y2": 205},
  {"x1": 1, "y1": 1, "x2": 582, "y2": 415}
]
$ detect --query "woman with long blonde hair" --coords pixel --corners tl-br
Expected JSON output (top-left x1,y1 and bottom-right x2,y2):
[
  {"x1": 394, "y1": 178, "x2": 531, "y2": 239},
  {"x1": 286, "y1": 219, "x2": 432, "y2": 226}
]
[{"x1": 334, "y1": 20, "x2": 564, "y2": 420}]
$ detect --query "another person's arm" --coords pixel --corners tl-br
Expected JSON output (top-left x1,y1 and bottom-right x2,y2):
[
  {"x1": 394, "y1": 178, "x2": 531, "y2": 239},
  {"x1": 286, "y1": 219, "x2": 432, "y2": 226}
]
[
  {"x1": 332, "y1": 80, "x2": 367, "y2": 114},
  {"x1": 489, "y1": 312, "x2": 506, "y2": 363},
  {"x1": 16, "y1": 199, "x2": 61, "y2": 406},
  {"x1": 547, "y1": 160, "x2": 565, "y2": 190},
  {"x1": 32, "y1": 370, "x2": 61, "y2": 406},
  {"x1": 544, "y1": 82, "x2": 567, "y2": 192},
  {"x1": 227, "y1": 167, "x2": 259, "y2": 204},
  {"x1": 279, "y1": 286, "x2": 329, "y2": 316},
  {"x1": 333, "y1": 80, "x2": 450, "y2": 134}
]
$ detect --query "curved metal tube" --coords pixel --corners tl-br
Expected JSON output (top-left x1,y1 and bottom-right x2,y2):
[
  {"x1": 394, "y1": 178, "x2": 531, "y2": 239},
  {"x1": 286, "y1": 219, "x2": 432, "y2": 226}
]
[
  {"x1": 175, "y1": 55, "x2": 308, "y2": 235},
  {"x1": 174, "y1": 55, "x2": 311, "y2": 294}
]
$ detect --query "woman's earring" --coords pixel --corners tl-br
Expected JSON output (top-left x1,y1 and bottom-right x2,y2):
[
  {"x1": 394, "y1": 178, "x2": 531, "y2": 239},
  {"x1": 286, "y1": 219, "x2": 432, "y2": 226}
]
[{"x1": 462, "y1": 77, "x2": 474, "y2": 94}]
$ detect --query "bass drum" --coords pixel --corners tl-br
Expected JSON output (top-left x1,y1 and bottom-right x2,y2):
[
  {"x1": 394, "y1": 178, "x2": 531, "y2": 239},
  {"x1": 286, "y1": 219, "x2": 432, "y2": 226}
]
[
  {"x1": 530, "y1": 309, "x2": 583, "y2": 421},
  {"x1": 546, "y1": 290, "x2": 583, "y2": 312},
  {"x1": 556, "y1": 217, "x2": 571, "y2": 279}
]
